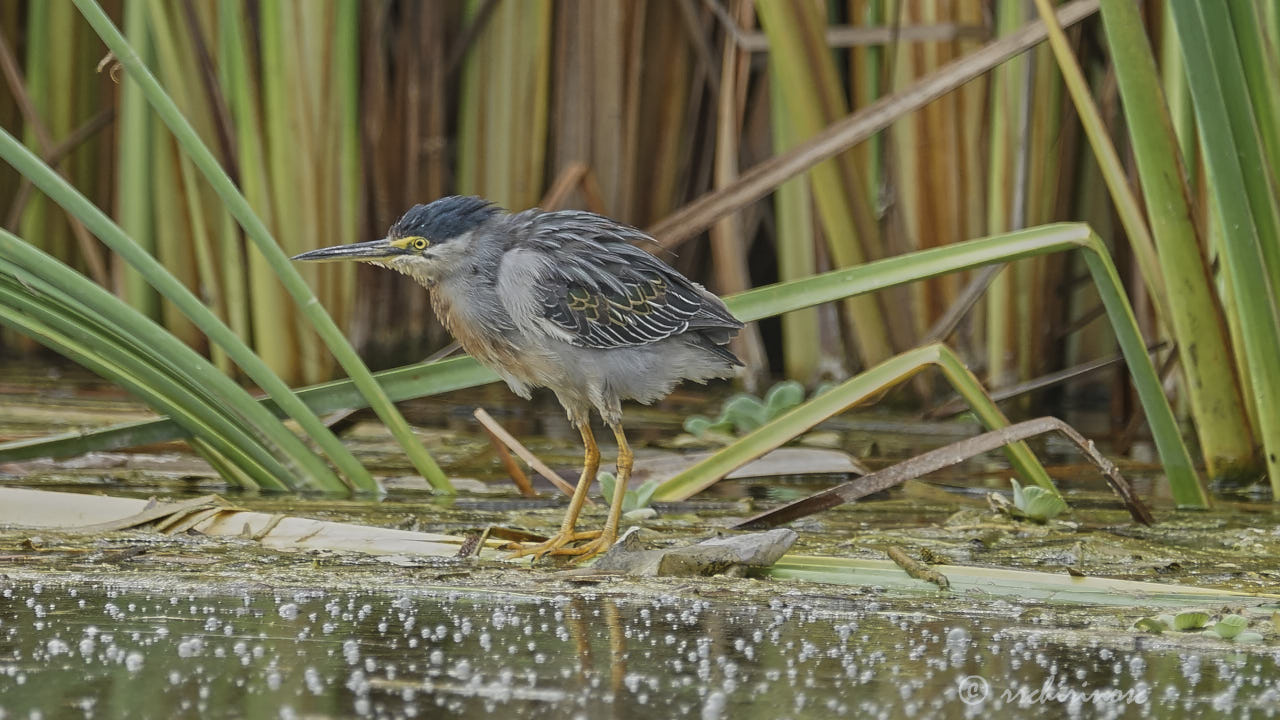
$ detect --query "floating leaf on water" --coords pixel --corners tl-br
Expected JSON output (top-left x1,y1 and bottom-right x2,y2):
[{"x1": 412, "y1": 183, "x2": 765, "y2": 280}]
[
  {"x1": 1011, "y1": 478, "x2": 1027, "y2": 508},
  {"x1": 1022, "y1": 490, "x2": 1067, "y2": 521},
  {"x1": 598, "y1": 471, "x2": 617, "y2": 503},
  {"x1": 597, "y1": 472, "x2": 660, "y2": 513},
  {"x1": 1213, "y1": 614, "x2": 1249, "y2": 640},
  {"x1": 1010, "y1": 478, "x2": 1067, "y2": 521},
  {"x1": 722, "y1": 395, "x2": 769, "y2": 434},
  {"x1": 763, "y1": 381, "x2": 805, "y2": 417},
  {"x1": 632, "y1": 480, "x2": 660, "y2": 511},
  {"x1": 1233, "y1": 632, "x2": 1266, "y2": 644},
  {"x1": 1173, "y1": 611, "x2": 1212, "y2": 631},
  {"x1": 682, "y1": 416, "x2": 712, "y2": 437},
  {"x1": 681, "y1": 414, "x2": 737, "y2": 441},
  {"x1": 681, "y1": 381, "x2": 835, "y2": 443},
  {"x1": 1133, "y1": 617, "x2": 1168, "y2": 634}
]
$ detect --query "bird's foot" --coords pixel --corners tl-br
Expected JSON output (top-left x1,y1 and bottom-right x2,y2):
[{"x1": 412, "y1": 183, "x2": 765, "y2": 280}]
[
  {"x1": 507, "y1": 530, "x2": 602, "y2": 560},
  {"x1": 556, "y1": 530, "x2": 618, "y2": 562}
]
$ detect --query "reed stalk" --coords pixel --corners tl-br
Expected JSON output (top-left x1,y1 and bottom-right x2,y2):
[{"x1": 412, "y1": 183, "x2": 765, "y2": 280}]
[
  {"x1": 0, "y1": 229, "x2": 339, "y2": 491},
  {"x1": 0, "y1": 125, "x2": 371, "y2": 491},
  {"x1": 73, "y1": 0, "x2": 449, "y2": 492},
  {"x1": 755, "y1": 0, "x2": 895, "y2": 369},
  {"x1": 1170, "y1": 2, "x2": 1280, "y2": 494},
  {"x1": 769, "y1": 66, "x2": 820, "y2": 383},
  {"x1": 654, "y1": 343, "x2": 1057, "y2": 502},
  {"x1": 1089, "y1": 0, "x2": 1256, "y2": 479},
  {"x1": 112, "y1": 0, "x2": 157, "y2": 319}
]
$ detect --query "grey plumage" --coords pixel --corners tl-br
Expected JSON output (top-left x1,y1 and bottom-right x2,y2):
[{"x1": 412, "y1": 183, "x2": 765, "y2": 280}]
[
  {"x1": 389, "y1": 196, "x2": 500, "y2": 240},
  {"x1": 292, "y1": 195, "x2": 744, "y2": 558},
  {"x1": 341, "y1": 197, "x2": 743, "y2": 426}
]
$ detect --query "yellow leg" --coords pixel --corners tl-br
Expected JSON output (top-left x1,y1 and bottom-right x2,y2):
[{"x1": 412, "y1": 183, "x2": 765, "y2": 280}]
[
  {"x1": 556, "y1": 422, "x2": 633, "y2": 560},
  {"x1": 509, "y1": 423, "x2": 603, "y2": 558}
]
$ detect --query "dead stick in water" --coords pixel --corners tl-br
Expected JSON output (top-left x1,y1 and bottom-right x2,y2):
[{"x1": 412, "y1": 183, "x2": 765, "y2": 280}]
[
  {"x1": 473, "y1": 408, "x2": 593, "y2": 504},
  {"x1": 886, "y1": 546, "x2": 951, "y2": 590},
  {"x1": 735, "y1": 416, "x2": 1153, "y2": 529},
  {"x1": 478, "y1": 423, "x2": 537, "y2": 498}
]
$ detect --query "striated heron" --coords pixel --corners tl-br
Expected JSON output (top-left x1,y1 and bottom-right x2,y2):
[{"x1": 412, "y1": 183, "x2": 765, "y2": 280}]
[{"x1": 293, "y1": 196, "x2": 743, "y2": 559}]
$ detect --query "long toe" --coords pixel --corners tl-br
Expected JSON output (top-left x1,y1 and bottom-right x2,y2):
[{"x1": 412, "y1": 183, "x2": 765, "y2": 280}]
[
  {"x1": 507, "y1": 530, "x2": 602, "y2": 560},
  {"x1": 557, "y1": 530, "x2": 618, "y2": 562}
]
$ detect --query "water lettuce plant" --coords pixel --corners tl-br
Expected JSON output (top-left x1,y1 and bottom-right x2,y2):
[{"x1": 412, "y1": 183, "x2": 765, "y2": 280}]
[
  {"x1": 1134, "y1": 612, "x2": 1266, "y2": 644},
  {"x1": 682, "y1": 380, "x2": 810, "y2": 439}
]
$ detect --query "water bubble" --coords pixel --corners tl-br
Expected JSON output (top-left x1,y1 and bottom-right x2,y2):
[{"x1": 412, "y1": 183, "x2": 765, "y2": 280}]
[
  {"x1": 702, "y1": 690, "x2": 727, "y2": 720},
  {"x1": 304, "y1": 667, "x2": 325, "y2": 695},
  {"x1": 177, "y1": 638, "x2": 204, "y2": 658},
  {"x1": 450, "y1": 660, "x2": 473, "y2": 680}
]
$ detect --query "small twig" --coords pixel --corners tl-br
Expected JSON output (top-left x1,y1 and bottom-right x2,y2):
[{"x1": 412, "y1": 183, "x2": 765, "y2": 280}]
[
  {"x1": 675, "y1": 0, "x2": 721, "y2": 99},
  {"x1": 734, "y1": 416, "x2": 1154, "y2": 530},
  {"x1": 649, "y1": 0, "x2": 1100, "y2": 248},
  {"x1": 178, "y1": 0, "x2": 240, "y2": 183},
  {"x1": 701, "y1": 0, "x2": 987, "y2": 51},
  {"x1": 886, "y1": 546, "x2": 950, "y2": 590},
  {"x1": 1011, "y1": 13, "x2": 1035, "y2": 234},
  {"x1": 480, "y1": 421, "x2": 538, "y2": 498},
  {"x1": 539, "y1": 163, "x2": 608, "y2": 215},
  {"x1": 424, "y1": 341, "x2": 462, "y2": 363},
  {"x1": 926, "y1": 341, "x2": 1168, "y2": 418},
  {"x1": 472, "y1": 408, "x2": 591, "y2": 504},
  {"x1": 922, "y1": 264, "x2": 1004, "y2": 343},
  {"x1": 321, "y1": 408, "x2": 363, "y2": 433},
  {"x1": 248, "y1": 513, "x2": 287, "y2": 541},
  {"x1": 0, "y1": 32, "x2": 110, "y2": 286},
  {"x1": 95, "y1": 52, "x2": 122, "y2": 82},
  {"x1": 5, "y1": 108, "x2": 115, "y2": 229},
  {"x1": 578, "y1": 166, "x2": 608, "y2": 214},
  {"x1": 1053, "y1": 301, "x2": 1108, "y2": 340},
  {"x1": 445, "y1": 0, "x2": 500, "y2": 76},
  {"x1": 540, "y1": 163, "x2": 589, "y2": 210},
  {"x1": 1118, "y1": 343, "x2": 1181, "y2": 451}
]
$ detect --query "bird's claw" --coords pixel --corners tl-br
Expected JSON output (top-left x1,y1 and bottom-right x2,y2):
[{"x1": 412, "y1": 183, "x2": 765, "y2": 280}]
[
  {"x1": 507, "y1": 529, "x2": 603, "y2": 560},
  {"x1": 556, "y1": 532, "x2": 617, "y2": 561}
]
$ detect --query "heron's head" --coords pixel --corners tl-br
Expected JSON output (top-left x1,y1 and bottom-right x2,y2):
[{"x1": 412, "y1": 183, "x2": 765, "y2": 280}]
[{"x1": 291, "y1": 196, "x2": 501, "y2": 283}]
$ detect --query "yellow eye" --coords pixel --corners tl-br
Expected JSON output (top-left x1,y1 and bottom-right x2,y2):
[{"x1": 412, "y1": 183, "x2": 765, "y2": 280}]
[{"x1": 413, "y1": 238, "x2": 429, "y2": 251}]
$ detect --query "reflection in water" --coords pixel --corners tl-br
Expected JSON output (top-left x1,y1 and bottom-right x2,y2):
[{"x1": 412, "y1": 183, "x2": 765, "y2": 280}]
[{"x1": 3, "y1": 580, "x2": 1279, "y2": 718}]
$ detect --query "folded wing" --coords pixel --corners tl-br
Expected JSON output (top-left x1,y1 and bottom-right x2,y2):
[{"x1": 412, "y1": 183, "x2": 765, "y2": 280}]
[{"x1": 500, "y1": 211, "x2": 742, "y2": 352}]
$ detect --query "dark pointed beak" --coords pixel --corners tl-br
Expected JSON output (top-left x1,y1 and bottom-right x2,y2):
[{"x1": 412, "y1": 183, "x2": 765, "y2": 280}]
[{"x1": 291, "y1": 238, "x2": 404, "y2": 263}]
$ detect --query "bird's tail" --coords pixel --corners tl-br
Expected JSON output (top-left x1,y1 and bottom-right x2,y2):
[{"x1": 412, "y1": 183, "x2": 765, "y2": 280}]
[{"x1": 693, "y1": 330, "x2": 744, "y2": 367}]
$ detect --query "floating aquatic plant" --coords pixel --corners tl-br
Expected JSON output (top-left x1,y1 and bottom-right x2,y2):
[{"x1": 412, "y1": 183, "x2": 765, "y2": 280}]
[
  {"x1": 1010, "y1": 478, "x2": 1068, "y2": 522},
  {"x1": 682, "y1": 380, "x2": 815, "y2": 440},
  {"x1": 597, "y1": 471, "x2": 661, "y2": 517},
  {"x1": 1133, "y1": 611, "x2": 1266, "y2": 643}
]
